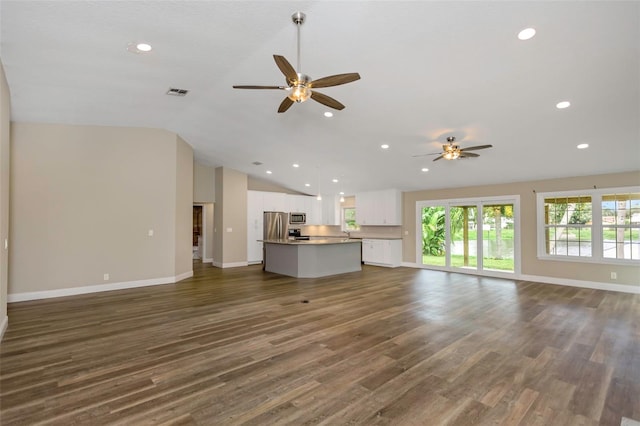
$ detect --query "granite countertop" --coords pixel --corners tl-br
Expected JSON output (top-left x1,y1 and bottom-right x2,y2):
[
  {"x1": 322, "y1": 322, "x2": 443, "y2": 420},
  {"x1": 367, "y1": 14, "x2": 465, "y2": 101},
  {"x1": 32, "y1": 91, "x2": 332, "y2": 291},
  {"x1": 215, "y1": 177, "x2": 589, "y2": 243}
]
[{"x1": 261, "y1": 238, "x2": 362, "y2": 245}]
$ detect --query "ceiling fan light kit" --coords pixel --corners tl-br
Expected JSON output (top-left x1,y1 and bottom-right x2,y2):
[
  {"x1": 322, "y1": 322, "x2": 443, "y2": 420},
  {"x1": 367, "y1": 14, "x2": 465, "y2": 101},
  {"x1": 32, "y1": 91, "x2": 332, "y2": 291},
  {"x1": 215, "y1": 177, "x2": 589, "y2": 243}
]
[{"x1": 233, "y1": 12, "x2": 361, "y2": 113}]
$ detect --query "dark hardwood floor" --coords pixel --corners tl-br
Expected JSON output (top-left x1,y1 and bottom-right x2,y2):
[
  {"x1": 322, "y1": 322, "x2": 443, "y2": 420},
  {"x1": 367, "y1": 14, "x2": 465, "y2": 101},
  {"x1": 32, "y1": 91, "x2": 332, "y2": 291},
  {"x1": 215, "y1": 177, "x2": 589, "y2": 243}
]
[{"x1": 1, "y1": 262, "x2": 638, "y2": 425}]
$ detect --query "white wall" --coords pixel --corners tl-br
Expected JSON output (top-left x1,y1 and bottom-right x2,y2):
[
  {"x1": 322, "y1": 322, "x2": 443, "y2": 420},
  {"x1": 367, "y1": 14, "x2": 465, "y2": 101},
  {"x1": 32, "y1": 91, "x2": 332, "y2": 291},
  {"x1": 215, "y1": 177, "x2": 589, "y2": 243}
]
[
  {"x1": 9, "y1": 123, "x2": 193, "y2": 299},
  {"x1": 0, "y1": 59, "x2": 10, "y2": 338}
]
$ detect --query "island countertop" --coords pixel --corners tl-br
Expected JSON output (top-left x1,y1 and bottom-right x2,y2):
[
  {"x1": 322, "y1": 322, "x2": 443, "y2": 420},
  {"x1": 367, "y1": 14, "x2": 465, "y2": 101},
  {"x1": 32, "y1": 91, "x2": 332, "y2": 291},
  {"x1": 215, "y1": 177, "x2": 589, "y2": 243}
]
[{"x1": 261, "y1": 238, "x2": 362, "y2": 245}]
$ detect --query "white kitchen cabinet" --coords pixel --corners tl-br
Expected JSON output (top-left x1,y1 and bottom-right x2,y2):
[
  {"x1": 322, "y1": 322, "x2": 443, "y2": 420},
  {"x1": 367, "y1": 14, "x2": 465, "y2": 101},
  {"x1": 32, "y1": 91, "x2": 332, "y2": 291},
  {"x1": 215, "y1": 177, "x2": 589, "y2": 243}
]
[
  {"x1": 262, "y1": 191, "x2": 287, "y2": 212},
  {"x1": 305, "y1": 197, "x2": 323, "y2": 225},
  {"x1": 247, "y1": 190, "x2": 265, "y2": 263},
  {"x1": 320, "y1": 194, "x2": 340, "y2": 225},
  {"x1": 361, "y1": 239, "x2": 402, "y2": 267},
  {"x1": 286, "y1": 194, "x2": 307, "y2": 213},
  {"x1": 355, "y1": 189, "x2": 402, "y2": 225}
]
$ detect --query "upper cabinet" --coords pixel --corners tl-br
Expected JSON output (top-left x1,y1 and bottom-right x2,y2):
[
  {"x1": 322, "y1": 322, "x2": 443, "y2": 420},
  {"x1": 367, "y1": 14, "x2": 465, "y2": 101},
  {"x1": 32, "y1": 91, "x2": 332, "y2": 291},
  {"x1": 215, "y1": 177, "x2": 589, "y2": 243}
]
[
  {"x1": 355, "y1": 189, "x2": 402, "y2": 226},
  {"x1": 262, "y1": 191, "x2": 287, "y2": 212},
  {"x1": 320, "y1": 194, "x2": 340, "y2": 226},
  {"x1": 248, "y1": 191, "x2": 338, "y2": 228}
]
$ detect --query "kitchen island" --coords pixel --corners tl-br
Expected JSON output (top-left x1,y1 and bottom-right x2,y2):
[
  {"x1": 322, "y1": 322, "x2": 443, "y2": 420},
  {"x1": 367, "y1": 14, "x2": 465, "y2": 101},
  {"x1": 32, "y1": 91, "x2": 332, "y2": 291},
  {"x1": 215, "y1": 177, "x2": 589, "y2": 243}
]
[{"x1": 262, "y1": 238, "x2": 362, "y2": 278}]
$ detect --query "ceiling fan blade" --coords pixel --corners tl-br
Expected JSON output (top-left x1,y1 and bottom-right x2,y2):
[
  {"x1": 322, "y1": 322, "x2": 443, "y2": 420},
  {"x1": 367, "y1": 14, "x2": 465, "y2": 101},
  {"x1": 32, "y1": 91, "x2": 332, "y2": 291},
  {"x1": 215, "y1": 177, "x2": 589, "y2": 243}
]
[
  {"x1": 233, "y1": 85, "x2": 286, "y2": 90},
  {"x1": 432, "y1": 155, "x2": 445, "y2": 162},
  {"x1": 310, "y1": 91, "x2": 345, "y2": 110},
  {"x1": 277, "y1": 97, "x2": 294, "y2": 113},
  {"x1": 273, "y1": 55, "x2": 298, "y2": 84},
  {"x1": 310, "y1": 73, "x2": 361, "y2": 88},
  {"x1": 411, "y1": 152, "x2": 441, "y2": 157},
  {"x1": 459, "y1": 152, "x2": 480, "y2": 158},
  {"x1": 461, "y1": 144, "x2": 493, "y2": 151}
]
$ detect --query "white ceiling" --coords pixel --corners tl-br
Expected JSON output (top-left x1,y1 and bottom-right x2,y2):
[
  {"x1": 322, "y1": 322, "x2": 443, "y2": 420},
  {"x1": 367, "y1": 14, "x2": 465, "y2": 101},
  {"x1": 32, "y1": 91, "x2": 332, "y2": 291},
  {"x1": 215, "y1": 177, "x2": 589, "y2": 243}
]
[{"x1": 1, "y1": 1, "x2": 638, "y2": 195}]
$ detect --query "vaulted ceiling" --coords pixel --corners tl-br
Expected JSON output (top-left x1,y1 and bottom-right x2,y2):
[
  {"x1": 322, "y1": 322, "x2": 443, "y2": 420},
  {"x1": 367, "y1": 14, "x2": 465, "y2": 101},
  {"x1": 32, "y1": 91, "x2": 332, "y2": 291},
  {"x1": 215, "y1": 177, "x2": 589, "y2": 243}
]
[{"x1": 1, "y1": 1, "x2": 638, "y2": 195}]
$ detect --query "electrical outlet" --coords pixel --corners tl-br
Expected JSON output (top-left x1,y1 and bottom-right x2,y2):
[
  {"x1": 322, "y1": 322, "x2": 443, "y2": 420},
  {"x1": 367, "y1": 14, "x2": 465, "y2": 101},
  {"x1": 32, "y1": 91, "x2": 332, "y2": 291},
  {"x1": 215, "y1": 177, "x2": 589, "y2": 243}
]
[
  {"x1": 104, "y1": 273, "x2": 110, "y2": 281},
  {"x1": 148, "y1": 229, "x2": 154, "y2": 237},
  {"x1": 610, "y1": 272, "x2": 617, "y2": 280}
]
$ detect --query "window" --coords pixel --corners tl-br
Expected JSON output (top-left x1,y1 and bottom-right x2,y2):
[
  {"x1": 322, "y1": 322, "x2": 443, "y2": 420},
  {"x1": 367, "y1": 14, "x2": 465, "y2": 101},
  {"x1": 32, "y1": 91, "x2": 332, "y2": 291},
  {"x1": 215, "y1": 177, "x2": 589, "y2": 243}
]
[
  {"x1": 342, "y1": 207, "x2": 360, "y2": 232},
  {"x1": 602, "y1": 192, "x2": 640, "y2": 260},
  {"x1": 537, "y1": 187, "x2": 639, "y2": 264},
  {"x1": 542, "y1": 195, "x2": 592, "y2": 257}
]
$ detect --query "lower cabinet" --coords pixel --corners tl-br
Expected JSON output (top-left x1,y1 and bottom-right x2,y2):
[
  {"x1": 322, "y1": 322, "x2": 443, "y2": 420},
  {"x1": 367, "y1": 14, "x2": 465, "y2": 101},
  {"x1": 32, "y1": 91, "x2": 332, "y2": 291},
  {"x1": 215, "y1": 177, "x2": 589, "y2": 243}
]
[{"x1": 361, "y1": 239, "x2": 402, "y2": 267}]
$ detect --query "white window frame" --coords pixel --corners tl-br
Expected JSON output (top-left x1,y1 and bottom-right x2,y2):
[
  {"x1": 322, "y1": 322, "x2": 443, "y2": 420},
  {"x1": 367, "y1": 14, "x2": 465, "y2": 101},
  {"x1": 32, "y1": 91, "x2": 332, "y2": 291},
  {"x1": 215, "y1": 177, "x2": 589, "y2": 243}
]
[
  {"x1": 536, "y1": 186, "x2": 640, "y2": 265},
  {"x1": 341, "y1": 206, "x2": 360, "y2": 232}
]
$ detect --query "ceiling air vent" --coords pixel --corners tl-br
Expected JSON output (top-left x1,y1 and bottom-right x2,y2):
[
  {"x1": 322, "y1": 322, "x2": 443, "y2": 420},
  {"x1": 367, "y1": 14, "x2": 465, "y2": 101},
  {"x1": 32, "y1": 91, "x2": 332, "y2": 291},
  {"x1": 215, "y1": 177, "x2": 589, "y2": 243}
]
[
  {"x1": 166, "y1": 87, "x2": 189, "y2": 96},
  {"x1": 252, "y1": 161, "x2": 263, "y2": 166}
]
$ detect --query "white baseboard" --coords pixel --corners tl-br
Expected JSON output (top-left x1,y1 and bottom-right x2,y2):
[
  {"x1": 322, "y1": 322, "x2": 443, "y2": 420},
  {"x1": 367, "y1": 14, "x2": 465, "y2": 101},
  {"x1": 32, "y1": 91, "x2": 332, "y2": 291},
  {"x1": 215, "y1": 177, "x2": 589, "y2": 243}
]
[
  {"x1": 202, "y1": 257, "x2": 213, "y2": 263},
  {"x1": 0, "y1": 315, "x2": 7, "y2": 342},
  {"x1": 401, "y1": 262, "x2": 640, "y2": 294},
  {"x1": 519, "y1": 274, "x2": 640, "y2": 294},
  {"x1": 212, "y1": 261, "x2": 249, "y2": 268},
  {"x1": 8, "y1": 271, "x2": 194, "y2": 303},
  {"x1": 175, "y1": 271, "x2": 194, "y2": 282}
]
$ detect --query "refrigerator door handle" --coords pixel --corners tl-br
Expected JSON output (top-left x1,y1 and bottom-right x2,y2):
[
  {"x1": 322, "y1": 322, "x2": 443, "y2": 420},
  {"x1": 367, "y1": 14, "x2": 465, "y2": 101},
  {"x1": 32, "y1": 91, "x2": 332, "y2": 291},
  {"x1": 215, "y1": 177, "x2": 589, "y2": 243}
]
[{"x1": 277, "y1": 215, "x2": 282, "y2": 239}]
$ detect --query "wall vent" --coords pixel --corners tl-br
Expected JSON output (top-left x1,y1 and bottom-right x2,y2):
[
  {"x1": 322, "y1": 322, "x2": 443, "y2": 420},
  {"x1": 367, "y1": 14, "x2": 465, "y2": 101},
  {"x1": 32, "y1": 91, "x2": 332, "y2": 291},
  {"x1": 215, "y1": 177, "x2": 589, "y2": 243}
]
[
  {"x1": 252, "y1": 161, "x2": 263, "y2": 166},
  {"x1": 166, "y1": 87, "x2": 189, "y2": 96}
]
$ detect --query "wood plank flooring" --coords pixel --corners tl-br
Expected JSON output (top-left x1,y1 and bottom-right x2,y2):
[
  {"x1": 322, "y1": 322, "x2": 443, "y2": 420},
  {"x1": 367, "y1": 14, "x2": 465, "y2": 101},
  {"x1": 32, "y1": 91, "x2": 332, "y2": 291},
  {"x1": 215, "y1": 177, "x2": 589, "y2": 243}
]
[{"x1": 1, "y1": 263, "x2": 639, "y2": 425}]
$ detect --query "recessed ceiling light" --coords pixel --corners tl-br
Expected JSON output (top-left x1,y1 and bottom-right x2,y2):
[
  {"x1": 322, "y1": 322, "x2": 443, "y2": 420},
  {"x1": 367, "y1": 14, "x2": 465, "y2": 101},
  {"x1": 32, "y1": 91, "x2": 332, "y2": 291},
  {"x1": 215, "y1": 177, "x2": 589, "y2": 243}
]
[
  {"x1": 136, "y1": 43, "x2": 152, "y2": 52},
  {"x1": 324, "y1": 112, "x2": 333, "y2": 118},
  {"x1": 577, "y1": 143, "x2": 589, "y2": 149},
  {"x1": 332, "y1": 178, "x2": 339, "y2": 183},
  {"x1": 518, "y1": 28, "x2": 536, "y2": 41},
  {"x1": 127, "y1": 42, "x2": 153, "y2": 54},
  {"x1": 381, "y1": 144, "x2": 390, "y2": 149},
  {"x1": 339, "y1": 191, "x2": 345, "y2": 195},
  {"x1": 292, "y1": 163, "x2": 299, "y2": 168},
  {"x1": 305, "y1": 183, "x2": 311, "y2": 187},
  {"x1": 421, "y1": 168, "x2": 429, "y2": 172},
  {"x1": 556, "y1": 101, "x2": 571, "y2": 109},
  {"x1": 266, "y1": 170, "x2": 272, "y2": 174}
]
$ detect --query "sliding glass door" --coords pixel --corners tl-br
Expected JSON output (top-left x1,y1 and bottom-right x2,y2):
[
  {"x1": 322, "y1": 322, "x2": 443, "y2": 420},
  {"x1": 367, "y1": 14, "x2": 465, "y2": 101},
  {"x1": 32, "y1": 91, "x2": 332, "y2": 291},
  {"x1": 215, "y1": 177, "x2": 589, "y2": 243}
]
[
  {"x1": 421, "y1": 206, "x2": 447, "y2": 267},
  {"x1": 450, "y1": 205, "x2": 478, "y2": 270},
  {"x1": 482, "y1": 203, "x2": 515, "y2": 272},
  {"x1": 418, "y1": 197, "x2": 519, "y2": 276}
]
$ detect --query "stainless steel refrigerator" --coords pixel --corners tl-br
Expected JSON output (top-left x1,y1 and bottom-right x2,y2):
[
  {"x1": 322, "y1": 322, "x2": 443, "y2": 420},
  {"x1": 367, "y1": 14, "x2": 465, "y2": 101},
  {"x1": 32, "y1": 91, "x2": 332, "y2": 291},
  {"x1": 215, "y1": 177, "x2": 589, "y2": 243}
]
[
  {"x1": 263, "y1": 211, "x2": 288, "y2": 241},
  {"x1": 263, "y1": 211, "x2": 288, "y2": 269}
]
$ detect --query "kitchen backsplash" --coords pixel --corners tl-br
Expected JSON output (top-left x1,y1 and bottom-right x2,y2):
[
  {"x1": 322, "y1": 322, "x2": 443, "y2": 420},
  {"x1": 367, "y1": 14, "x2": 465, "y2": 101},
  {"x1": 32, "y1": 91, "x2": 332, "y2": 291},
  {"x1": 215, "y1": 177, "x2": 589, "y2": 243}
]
[{"x1": 302, "y1": 225, "x2": 402, "y2": 239}]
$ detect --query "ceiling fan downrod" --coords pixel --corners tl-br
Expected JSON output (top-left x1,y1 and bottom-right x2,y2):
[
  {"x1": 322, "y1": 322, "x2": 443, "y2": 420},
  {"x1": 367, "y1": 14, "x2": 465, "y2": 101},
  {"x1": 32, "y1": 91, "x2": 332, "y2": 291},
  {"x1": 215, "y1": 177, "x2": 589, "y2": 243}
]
[{"x1": 292, "y1": 12, "x2": 305, "y2": 74}]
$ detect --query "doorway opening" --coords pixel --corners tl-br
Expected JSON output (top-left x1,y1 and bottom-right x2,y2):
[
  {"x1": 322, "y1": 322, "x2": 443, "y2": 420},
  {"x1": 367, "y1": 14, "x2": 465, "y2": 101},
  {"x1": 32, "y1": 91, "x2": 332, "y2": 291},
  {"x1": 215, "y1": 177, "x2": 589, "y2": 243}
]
[{"x1": 193, "y1": 205, "x2": 203, "y2": 260}]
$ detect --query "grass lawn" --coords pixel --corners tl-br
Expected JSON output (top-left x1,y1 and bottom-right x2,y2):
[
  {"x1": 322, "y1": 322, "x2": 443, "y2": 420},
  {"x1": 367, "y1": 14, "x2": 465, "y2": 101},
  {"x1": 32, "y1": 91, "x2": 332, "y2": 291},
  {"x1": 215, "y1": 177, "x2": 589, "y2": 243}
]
[{"x1": 422, "y1": 254, "x2": 514, "y2": 271}]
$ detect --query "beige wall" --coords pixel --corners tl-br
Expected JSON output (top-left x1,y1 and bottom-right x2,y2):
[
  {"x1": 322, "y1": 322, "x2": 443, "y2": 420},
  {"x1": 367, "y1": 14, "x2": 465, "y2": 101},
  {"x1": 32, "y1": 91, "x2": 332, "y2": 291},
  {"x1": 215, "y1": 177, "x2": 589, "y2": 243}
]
[
  {"x1": 248, "y1": 176, "x2": 306, "y2": 195},
  {"x1": 194, "y1": 162, "x2": 215, "y2": 203},
  {"x1": 0, "y1": 59, "x2": 10, "y2": 333},
  {"x1": 203, "y1": 203, "x2": 214, "y2": 261},
  {"x1": 193, "y1": 162, "x2": 215, "y2": 262},
  {"x1": 403, "y1": 171, "x2": 640, "y2": 288},
  {"x1": 175, "y1": 136, "x2": 193, "y2": 277},
  {"x1": 9, "y1": 123, "x2": 193, "y2": 295},
  {"x1": 213, "y1": 167, "x2": 247, "y2": 267}
]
